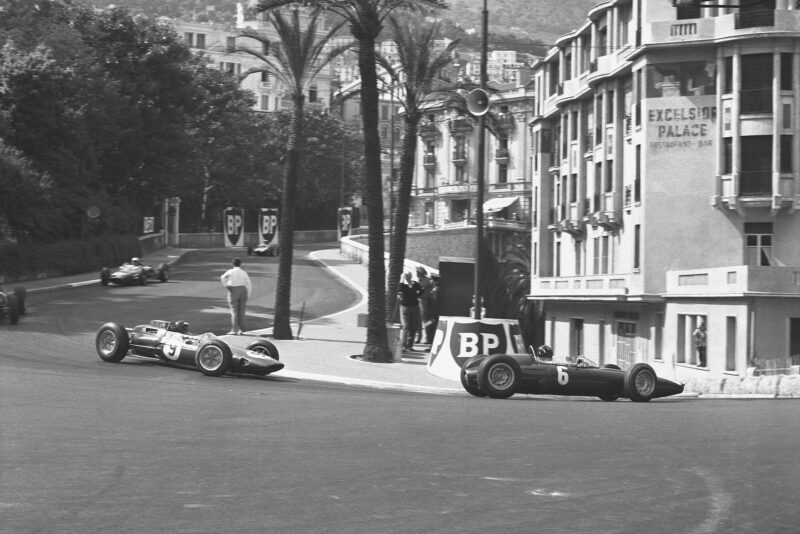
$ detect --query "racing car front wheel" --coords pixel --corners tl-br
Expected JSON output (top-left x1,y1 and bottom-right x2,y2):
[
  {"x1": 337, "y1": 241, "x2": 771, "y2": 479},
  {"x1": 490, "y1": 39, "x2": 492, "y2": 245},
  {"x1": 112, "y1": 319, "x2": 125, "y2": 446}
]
[
  {"x1": 196, "y1": 339, "x2": 232, "y2": 377},
  {"x1": 623, "y1": 363, "x2": 657, "y2": 402},
  {"x1": 460, "y1": 367, "x2": 487, "y2": 397},
  {"x1": 96, "y1": 322, "x2": 129, "y2": 362},
  {"x1": 13, "y1": 287, "x2": 26, "y2": 315},
  {"x1": 245, "y1": 340, "x2": 280, "y2": 361},
  {"x1": 477, "y1": 355, "x2": 520, "y2": 399}
]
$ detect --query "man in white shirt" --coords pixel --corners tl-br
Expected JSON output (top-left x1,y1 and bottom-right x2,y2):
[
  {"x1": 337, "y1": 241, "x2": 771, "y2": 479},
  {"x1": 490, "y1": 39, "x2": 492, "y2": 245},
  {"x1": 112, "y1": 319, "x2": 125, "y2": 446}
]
[{"x1": 220, "y1": 257, "x2": 252, "y2": 335}]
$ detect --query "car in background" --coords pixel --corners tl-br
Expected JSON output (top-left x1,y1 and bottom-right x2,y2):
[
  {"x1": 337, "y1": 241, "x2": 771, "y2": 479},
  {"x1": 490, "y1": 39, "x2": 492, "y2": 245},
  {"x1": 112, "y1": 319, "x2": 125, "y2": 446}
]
[
  {"x1": 95, "y1": 319, "x2": 283, "y2": 377},
  {"x1": 460, "y1": 347, "x2": 684, "y2": 402},
  {"x1": 0, "y1": 286, "x2": 26, "y2": 325},
  {"x1": 100, "y1": 258, "x2": 167, "y2": 286},
  {"x1": 248, "y1": 242, "x2": 279, "y2": 257}
]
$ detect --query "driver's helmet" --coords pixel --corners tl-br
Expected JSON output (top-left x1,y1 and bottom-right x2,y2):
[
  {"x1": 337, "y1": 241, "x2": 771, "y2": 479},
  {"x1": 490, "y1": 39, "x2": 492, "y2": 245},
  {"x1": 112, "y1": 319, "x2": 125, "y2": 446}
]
[
  {"x1": 536, "y1": 345, "x2": 553, "y2": 361},
  {"x1": 131, "y1": 257, "x2": 143, "y2": 266},
  {"x1": 174, "y1": 320, "x2": 190, "y2": 334}
]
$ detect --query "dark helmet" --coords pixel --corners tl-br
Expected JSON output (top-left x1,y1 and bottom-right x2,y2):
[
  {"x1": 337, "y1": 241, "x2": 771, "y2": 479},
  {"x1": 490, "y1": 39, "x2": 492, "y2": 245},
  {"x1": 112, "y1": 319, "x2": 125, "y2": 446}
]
[
  {"x1": 174, "y1": 320, "x2": 190, "y2": 334},
  {"x1": 536, "y1": 345, "x2": 553, "y2": 361}
]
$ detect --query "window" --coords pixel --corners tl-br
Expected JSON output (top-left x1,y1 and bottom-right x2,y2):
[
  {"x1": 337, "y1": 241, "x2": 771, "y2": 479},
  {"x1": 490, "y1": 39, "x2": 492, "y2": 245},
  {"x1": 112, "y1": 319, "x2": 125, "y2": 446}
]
[
  {"x1": 226, "y1": 36, "x2": 236, "y2": 52},
  {"x1": 781, "y1": 53, "x2": 793, "y2": 91},
  {"x1": 555, "y1": 241, "x2": 561, "y2": 277},
  {"x1": 634, "y1": 145, "x2": 641, "y2": 202},
  {"x1": 633, "y1": 224, "x2": 641, "y2": 270},
  {"x1": 184, "y1": 32, "x2": 194, "y2": 47},
  {"x1": 570, "y1": 174, "x2": 577, "y2": 203},
  {"x1": 740, "y1": 136, "x2": 772, "y2": 195},
  {"x1": 677, "y1": 4, "x2": 701, "y2": 20},
  {"x1": 601, "y1": 235, "x2": 609, "y2": 274},
  {"x1": 606, "y1": 91, "x2": 614, "y2": 124},
  {"x1": 196, "y1": 33, "x2": 205, "y2": 49},
  {"x1": 654, "y1": 313, "x2": 664, "y2": 361},
  {"x1": 616, "y1": 321, "x2": 637, "y2": 369},
  {"x1": 261, "y1": 71, "x2": 270, "y2": 83},
  {"x1": 260, "y1": 95, "x2": 269, "y2": 110},
  {"x1": 380, "y1": 126, "x2": 388, "y2": 141},
  {"x1": 498, "y1": 164, "x2": 508, "y2": 184},
  {"x1": 380, "y1": 104, "x2": 389, "y2": 121},
  {"x1": 741, "y1": 54, "x2": 772, "y2": 114},
  {"x1": 781, "y1": 135, "x2": 792, "y2": 173},
  {"x1": 605, "y1": 160, "x2": 613, "y2": 193},
  {"x1": 723, "y1": 138, "x2": 733, "y2": 175},
  {"x1": 745, "y1": 222, "x2": 773, "y2": 266},
  {"x1": 597, "y1": 27, "x2": 608, "y2": 56},
  {"x1": 723, "y1": 56, "x2": 733, "y2": 94},
  {"x1": 726, "y1": 316, "x2": 737, "y2": 371},
  {"x1": 570, "y1": 318, "x2": 584, "y2": 357},
  {"x1": 309, "y1": 85, "x2": 318, "y2": 103}
]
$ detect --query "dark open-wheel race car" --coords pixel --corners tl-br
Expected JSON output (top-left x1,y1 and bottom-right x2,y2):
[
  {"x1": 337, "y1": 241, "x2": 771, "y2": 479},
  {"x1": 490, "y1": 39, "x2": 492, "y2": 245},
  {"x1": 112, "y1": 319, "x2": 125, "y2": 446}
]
[
  {"x1": 95, "y1": 320, "x2": 284, "y2": 377},
  {"x1": 100, "y1": 258, "x2": 168, "y2": 286},
  {"x1": 460, "y1": 345, "x2": 684, "y2": 402},
  {"x1": 0, "y1": 286, "x2": 27, "y2": 325}
]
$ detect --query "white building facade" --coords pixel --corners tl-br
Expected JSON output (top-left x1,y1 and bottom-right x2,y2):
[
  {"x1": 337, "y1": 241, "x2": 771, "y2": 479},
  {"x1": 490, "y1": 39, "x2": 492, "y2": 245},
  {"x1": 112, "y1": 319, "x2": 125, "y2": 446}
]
[{"x1": 528, "y1": 0, "x2": 800, "y2": 380}]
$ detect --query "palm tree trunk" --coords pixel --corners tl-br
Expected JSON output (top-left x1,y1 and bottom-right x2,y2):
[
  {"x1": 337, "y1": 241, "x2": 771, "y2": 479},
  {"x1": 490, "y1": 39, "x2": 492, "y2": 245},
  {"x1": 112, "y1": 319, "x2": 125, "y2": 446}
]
[
  {"x1": 272, "y1": 95, "x2": 304, "y2": 339},
  {"x1": 358, "y1": 36, "x2": 391, "y2": 362},
  {"x1": 387, "y1": 118, "x2": 419, "y2": 322}
]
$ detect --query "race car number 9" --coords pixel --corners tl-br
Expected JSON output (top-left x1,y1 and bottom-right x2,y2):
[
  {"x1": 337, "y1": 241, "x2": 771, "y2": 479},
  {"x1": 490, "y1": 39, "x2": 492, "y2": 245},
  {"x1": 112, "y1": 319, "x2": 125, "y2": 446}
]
[
  {"x1": 162, "y1": 343, "x2": 181, "y2": 361},
  {"x1": 557, "y1": 366, "x2": 569, "y2": 385}
]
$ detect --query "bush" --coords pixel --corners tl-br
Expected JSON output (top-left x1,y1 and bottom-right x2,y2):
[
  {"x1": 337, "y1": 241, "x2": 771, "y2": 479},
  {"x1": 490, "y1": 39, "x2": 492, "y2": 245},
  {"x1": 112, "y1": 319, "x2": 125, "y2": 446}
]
[{"x1": 0, "y1": 235, "x2": 142, "y2": 282}]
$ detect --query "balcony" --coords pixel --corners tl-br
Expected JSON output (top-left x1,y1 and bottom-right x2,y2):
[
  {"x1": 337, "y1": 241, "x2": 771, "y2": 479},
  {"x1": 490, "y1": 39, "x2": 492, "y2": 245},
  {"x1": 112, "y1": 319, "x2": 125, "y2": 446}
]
[
  {"x1": 422, "y1": 153, "x2": 436, "y2": 168},
  {"x1": 530, "y1": 273, "x2": 633, "y2": 301},
  {"x1": 589, "y1": 191, "x2": 620, "y2": 230},
  {"x1": 488, "y1": 180, "x2": 531, "y2": 194},
  {"x1": 448, "y1": 117, "x2": 473, "y2": 134},
  {"x1": 438, "y1": 182, "x2": 476, "y2": 196},
  {"x1": 713, "y1": 172, "x2": 800, "y2": 212},
  {"x1": 494, "y1": 147, "x2": 510, "y2": 163},
  {"x1": 452, "y1": 149, "x2": 467, "y2": 166},
  {"x1": 665, "y1": 265, "x2": 800, "y2": 297},
  {"x1": 494, "y1": 113, "x2": 515, "y2": 135},
  {"x1": 418, "y1": 120, "x2": 440, "y2": 139},
  {"x1": 414, "y1": 186, "x2": 437, "y2": 197},
  {"x1": 646, "y1": 11, "x2": 800, "y2": 47}
]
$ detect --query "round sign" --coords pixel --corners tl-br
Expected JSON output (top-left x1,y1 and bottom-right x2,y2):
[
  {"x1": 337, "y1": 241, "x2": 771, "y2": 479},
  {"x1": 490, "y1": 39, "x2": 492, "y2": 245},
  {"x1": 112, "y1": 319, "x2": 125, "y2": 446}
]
[{"x1": 86, "y1": 205, "x2": 101, "y2": 220}]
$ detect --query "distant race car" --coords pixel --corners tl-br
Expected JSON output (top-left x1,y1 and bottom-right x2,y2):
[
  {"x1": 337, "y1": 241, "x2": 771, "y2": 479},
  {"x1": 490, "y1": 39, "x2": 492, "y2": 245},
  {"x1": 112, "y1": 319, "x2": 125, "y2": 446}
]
[
  {"x1": 460, "y1": 346, "x2": 684, "y2": 402},
  {"x1": 0, "y1": 286, "x2": 27, "y2": 325},
  {"x1": 100, "y1": 258, "x2": 167, "y2": 286},
  {"x1": 95, "y1": 320, "x2": 284, "y2": 377},
  {"x1": 248, "y1": 242, "x2": 279, "y2": 257}
]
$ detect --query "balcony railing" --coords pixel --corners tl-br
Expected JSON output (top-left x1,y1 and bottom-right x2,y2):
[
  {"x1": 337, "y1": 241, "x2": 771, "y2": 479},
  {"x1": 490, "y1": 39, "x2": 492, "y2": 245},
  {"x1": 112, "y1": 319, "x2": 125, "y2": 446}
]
[
  {"x1": 735, "y1": 10, "x2": 775, "y2": 30},
  {"x1": 449, "y1": 117, "x2": 473, "y2": 133},
  {"x1": 495, "y1": 147, "x2": 510, "y2": 162},
  {"x1": 422, "y1": 153, "x2": 436, "y2": 167},
  {"x1": 739, "y1": 170, "x2": 772, "y2": 196},
  {"x1": 452, "y1": 149, "x2": 467, "y2": 165},
  {"x1": 740, "y1": 88, "x2": 772, "y2": 114},
  {"x1": 418, "y1": 121, "x2": 439, "y2": 137},
  {"x1": 494, "y1": 113, "x2": 515, "y2": 133}
]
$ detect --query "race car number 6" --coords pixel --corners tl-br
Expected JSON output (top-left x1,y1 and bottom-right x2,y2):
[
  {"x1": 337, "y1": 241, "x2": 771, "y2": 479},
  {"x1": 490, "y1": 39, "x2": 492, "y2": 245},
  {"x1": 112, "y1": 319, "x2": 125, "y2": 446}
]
[
  {"x1": 557, "y1": 366, "x2": 569, "y2": 385},
  {"x1": 163, "y1": 343, "x2": 181, "y2": 361}
]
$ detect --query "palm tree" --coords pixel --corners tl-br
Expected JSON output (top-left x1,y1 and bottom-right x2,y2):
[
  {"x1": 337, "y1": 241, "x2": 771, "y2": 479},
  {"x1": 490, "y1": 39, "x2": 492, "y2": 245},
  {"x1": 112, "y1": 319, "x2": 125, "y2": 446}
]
[
  {"x1": 236, "y1": 8, "x2": 349, "y2": 339},
  {"x1": 376, "y1": 17, "x2": 458, "y2": 320},
  {"x1": 254, "y1": 0, "x2": 449, "y2": 362}
]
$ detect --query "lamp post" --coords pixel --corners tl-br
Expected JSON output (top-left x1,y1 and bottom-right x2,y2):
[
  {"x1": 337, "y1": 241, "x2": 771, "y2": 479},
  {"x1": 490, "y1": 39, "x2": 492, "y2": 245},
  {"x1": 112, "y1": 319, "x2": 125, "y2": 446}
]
[{"x1": 473, "y1": 0, "x2": 488, "y2": 320}]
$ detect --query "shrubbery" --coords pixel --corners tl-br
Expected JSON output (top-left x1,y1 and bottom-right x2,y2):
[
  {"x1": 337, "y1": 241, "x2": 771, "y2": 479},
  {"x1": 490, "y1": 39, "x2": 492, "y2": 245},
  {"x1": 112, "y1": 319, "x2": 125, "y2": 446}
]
[{"x1": 0, "y1": 235, "x2": 141, "y2": 283}]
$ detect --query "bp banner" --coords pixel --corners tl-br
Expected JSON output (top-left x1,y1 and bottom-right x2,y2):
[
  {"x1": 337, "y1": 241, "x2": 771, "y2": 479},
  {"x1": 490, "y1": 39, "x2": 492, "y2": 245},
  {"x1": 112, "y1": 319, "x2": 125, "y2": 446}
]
[
  {"x1": 258, "y1": 208, "x2": 279, "y2": 245},
  {"x1": 223, "y1": 207, "x2": 245, "y2": 247},
  {"x1": 427, "y1": 316, "x2": 524, "y2": 381}
]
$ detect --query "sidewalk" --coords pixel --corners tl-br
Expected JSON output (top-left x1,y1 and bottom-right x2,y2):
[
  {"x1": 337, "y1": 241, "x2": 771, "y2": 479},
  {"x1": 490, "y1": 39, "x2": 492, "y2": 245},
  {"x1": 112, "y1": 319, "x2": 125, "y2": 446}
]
[{"x1": 22, "y1": 246, "x2": 464, "y2": 395}]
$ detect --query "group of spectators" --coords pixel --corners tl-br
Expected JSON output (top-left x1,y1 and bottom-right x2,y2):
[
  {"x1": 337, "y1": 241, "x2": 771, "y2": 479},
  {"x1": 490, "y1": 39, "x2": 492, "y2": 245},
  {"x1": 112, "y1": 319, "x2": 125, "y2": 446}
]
[{"x1": 397, "y1": 266, "x2": 441, "y2": 351}]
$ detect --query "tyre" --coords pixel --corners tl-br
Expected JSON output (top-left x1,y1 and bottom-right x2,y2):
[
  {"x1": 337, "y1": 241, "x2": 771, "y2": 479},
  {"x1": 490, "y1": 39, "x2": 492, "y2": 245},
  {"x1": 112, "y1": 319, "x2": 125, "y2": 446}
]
[
  {"x1": 13, "y1": 287, "x2": 26, "y2": 315},
  {"x1": 460, "y1": 367, "x2": 487, "y2": 397},
  {"x1": 100, "y1": 268, "x2": 110, "y2": 286},
  {"x1": 597, "y1": 393, "x2": 619, "y2": 402},
  {"x1": 477, "y1": 355, "x2": 520, "y2": 399},
  {"x1": 196, "y1": 339, "x2": 232, "y2": 376},
  {"x1": 245, "y1": 339, "x2": 280, "y2": 361},
  {"x1": 6, "y1": 294, "x2": 19, "y2": 324},
  {"x1": 623, "y1": 363, "x2": 657, "y2": 402},
  {"x1": 157, "y1": 263, "x2": 168, "y2": 283},
  {"x1": 96, "y1": 322, "x2": 129, "y2": 362}
]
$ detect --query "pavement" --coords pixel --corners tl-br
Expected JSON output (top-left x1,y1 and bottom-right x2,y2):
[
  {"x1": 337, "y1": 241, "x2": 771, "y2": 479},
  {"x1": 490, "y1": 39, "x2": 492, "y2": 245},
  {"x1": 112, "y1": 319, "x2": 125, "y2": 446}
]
[{"x1": 20, "y1": 246, "x2": 464, "y2": 396}]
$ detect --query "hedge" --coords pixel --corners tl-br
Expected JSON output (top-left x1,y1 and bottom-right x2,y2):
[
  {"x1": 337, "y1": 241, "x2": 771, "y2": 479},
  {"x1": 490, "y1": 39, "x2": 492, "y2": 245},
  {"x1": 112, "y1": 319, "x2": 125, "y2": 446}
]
[{"x1": 0, "y1": 235, "x2": 142, "y2": 283}]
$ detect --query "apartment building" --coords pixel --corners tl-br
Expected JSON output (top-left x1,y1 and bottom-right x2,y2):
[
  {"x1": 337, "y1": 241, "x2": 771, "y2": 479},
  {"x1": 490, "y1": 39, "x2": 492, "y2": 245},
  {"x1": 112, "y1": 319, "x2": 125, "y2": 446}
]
[
  {"x1": 528, "y1": 0, "x2": 800, "y2": 380},
  {"x1": 171, "y1": 4, "x2": 336, "y2": 114}
]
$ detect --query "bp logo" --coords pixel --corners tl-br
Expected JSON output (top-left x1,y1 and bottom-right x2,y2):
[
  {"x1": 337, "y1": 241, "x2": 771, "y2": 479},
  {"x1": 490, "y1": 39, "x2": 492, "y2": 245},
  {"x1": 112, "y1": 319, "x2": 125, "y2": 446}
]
[
  {"x1": 224, "y1": 207, "x2": 244, "y2": 247},
  {"x1": 259, "y1": 208, "x2": 278, "y2": 244},
  {"x1": 448, "y1": 321, "x2": 508, "y2": 361}
]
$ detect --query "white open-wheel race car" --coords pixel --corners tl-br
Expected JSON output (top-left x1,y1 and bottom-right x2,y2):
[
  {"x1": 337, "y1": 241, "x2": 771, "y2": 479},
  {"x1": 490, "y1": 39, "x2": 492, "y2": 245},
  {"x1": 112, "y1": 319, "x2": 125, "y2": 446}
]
[{"x1": 95, "y1": 320, "x2": 284, "y2": 377}]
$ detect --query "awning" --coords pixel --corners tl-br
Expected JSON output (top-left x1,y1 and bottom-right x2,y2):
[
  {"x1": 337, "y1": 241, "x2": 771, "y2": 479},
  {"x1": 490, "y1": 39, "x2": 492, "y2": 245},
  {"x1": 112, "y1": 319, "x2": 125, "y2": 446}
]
[{"x1": 483, "y1": 196, "x2": 519, "y2": 213}]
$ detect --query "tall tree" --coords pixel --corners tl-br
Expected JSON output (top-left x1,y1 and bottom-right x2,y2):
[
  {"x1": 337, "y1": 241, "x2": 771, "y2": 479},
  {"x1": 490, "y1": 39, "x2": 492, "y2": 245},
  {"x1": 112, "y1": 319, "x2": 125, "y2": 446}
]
[
  {"x1": 255, "y1": 0, "x2": 449, "y2": 362},
  {"x1": 376, "y1": 17, "x2": 458, "y2": 320},
  {"x1": 237, "y1": 8, "x2": 349, "y2": 339}
]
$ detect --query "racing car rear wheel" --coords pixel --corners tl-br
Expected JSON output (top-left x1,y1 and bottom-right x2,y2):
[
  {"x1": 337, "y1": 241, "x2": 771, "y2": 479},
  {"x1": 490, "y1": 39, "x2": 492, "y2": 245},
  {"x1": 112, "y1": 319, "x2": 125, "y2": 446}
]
[
  {"x1": 157, "y1": 263, "x2": 168, "y2": 283},
  {"x1": 196, "y1": 339, "x2": 232, "y2": 377},
  {"x1": 245, "y1": 340, "x2": 280, "y2": 361},
  {"x1": 460, "y1": 368, "x2": 487, "y2": 397},
  {"x1": 13, "y1": 287, "x2": 26, "y2": 315},
  {"x1": 623, "y1": 363, "x2": 657, "y2": 402},
  {"x1": 6, "y1": 294, "x2": 19, "y2": 324},
  {"x1": 477, "y1": 355, "x2": 520, "y2": 399},
  {"x1": 96, "y1": 322, "x2": 129, "y2": 362}
]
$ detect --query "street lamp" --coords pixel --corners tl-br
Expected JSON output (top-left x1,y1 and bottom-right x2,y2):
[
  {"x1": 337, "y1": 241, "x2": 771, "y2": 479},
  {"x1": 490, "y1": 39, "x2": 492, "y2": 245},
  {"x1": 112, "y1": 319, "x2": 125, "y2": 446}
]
[{"x1": 473, "y1": 0, "x2": 489, "y2": 320}]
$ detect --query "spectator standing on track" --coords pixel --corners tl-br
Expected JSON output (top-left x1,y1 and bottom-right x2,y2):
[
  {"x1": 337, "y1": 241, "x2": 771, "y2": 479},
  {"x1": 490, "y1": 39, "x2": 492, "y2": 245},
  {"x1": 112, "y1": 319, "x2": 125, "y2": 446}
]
[
  {"x1": 416, "y1": 267, "x2": 433, "y2": 344},
  {"x1": 423, "y1": 273, "x2": 441, "y2": 345},
  {"x1": 221, "y1": 257, "x2": 252, "y2": 335},
  {"x1": 397, "y1": 271, "x2": 423, "y2": 350}
]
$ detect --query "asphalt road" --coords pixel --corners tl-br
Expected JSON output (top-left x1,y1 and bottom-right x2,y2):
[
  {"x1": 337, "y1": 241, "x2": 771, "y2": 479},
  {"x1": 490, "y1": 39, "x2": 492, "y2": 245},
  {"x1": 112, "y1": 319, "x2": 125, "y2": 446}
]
[{"x1": 1, "y1": 250, "x2": 799, "y2": 533}]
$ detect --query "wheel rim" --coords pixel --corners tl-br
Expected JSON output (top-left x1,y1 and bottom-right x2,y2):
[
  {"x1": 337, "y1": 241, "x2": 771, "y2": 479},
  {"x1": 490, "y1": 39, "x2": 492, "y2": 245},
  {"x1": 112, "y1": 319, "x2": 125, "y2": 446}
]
[
  {"x1": 634, "y1": 371, "x2": 656, "y2": 396},
  {"x1": 488, "y1": 363, "x2": 515, "y2": 391},
  {"x1": 99, "y1": 330, "x2": 117, "y2": 355},
  {"x1": 199, "y1": 346, "x2": 224, "y2": 371}
]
